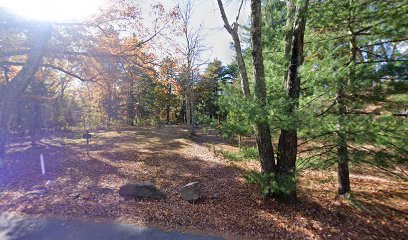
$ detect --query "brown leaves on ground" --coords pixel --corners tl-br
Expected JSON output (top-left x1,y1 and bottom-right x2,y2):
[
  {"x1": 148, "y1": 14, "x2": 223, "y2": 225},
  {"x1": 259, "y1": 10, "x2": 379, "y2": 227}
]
[{"x1": 0, "y1": 126, "x2": 407, "y2": 239}]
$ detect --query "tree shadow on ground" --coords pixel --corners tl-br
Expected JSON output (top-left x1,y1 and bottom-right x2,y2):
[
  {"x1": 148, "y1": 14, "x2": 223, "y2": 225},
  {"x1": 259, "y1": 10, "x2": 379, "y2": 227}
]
[
  {"x1": 190, "y1": 129, "x2": 408, "y2": 239},
  {"x1": 1, "y1": 127, "x2": 407, "y2": 239},
  {"x1": 0, "y1": 136, "x2": 66, "y2": 190}
]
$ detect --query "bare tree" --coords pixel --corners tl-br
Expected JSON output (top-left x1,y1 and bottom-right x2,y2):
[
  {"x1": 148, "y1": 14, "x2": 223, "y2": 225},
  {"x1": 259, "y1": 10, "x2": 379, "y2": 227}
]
[
  {"x1": 216, "y1": 0, "x2": 251, "y2": 97},
  {"x1": 177, "y1": 0, "x2": 209, "y2": 136}
]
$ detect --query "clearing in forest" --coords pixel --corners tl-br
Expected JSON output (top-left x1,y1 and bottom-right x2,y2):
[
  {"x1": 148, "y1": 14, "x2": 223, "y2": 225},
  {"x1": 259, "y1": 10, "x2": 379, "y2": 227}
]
[{"x1": 0, "y1": 126, "x2": 407, "y2": 239}]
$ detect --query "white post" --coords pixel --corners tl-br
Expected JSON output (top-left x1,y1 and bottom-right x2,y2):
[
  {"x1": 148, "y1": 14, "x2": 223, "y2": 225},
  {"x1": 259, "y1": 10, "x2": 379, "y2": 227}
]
[{"x1": 40, "y1": 154, "x2": 45, "y2": 175}]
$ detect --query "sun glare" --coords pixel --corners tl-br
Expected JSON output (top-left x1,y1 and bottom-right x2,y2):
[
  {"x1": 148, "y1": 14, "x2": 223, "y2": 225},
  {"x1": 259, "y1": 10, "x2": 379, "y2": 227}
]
[{"x1": 0, "y1": 0, "x2": 105, "y2": 22}]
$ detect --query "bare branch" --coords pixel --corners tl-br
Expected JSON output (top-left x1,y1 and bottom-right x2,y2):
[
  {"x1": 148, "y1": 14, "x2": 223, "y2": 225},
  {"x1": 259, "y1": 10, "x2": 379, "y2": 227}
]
[
  {"x1": 43, "y1": 64, "x2": 100, "y2": 82},
  {"x1": 235, "y1": 0, "x2": 245, "y2": 23}
]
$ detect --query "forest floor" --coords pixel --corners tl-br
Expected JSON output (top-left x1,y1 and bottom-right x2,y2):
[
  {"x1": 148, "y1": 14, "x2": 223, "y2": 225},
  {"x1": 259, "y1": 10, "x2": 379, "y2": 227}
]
[{"x1": 0, "y1": 126, "x2": 407, "y2": 239}]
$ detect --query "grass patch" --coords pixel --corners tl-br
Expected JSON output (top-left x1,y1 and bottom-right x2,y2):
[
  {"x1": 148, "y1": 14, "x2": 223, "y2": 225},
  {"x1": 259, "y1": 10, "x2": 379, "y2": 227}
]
[
  {"x1": 240, "y1": 146, "x2": 259, "y2": 159},
  {"x1": 220, "y1": 146, "x2": 259, "y2": 161}
]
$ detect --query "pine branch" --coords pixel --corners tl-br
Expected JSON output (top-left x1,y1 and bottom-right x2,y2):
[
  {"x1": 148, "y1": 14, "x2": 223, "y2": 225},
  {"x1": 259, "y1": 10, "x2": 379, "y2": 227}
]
[
  {"x1": 298, "y1": 144, "x2": 335, "y2": 154},
  {"x1": 297, "y1": 147, "x2": 336, "y2": 170},
  {"x1": 298, "y1": 131, "x2": 336, "y2": 147},
  {"x1": 317, "y1": 100, "x2": 337, "y2": 117}
]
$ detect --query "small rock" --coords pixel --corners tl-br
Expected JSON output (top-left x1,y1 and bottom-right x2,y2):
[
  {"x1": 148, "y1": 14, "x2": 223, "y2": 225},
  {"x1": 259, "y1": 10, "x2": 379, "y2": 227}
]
[
  {"x1": 180, "y1": 181, "x2": 202, "y2": 202},
  {"x1": 119, "y1": 182, "x2": 167, "y2": 200},
  {"x1": 69, "y1": 192, "x2": 80, "y2": 199},
  {"x1": 211, "y1": 193, "x2": 220, "y2": 199},
  {"x1": 27, "y1": 188, "x2": 48, "y2": 196}
]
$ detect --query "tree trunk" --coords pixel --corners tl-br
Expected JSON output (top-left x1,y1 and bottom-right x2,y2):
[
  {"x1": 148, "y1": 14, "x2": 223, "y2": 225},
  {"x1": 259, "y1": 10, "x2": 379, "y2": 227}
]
[
  {"x1": 190, "y1": 90, "x2": 196, "y2": 136},
  {"x1": 337, "y1": 118, "x2": 350, "y2": 195},
  {"x1": 0, "y1": 25, "x2": 51, "y2": 159},
  {"x1": 256, "y1": 123, "x2": 275, "y2": 174},
  {"x1": 231, "y1": 27, "x2": 251, "y2": 97},
  {"x1": 166, "y1": 104, "x2": 170, "y2": 124},
  {"x1": 29, "y1": 79, "x2": 44, "y2": 147},
  {"x1": 216, "y1": 0, "x2": 251, "y2": 97},
  {"x1": 127, "y1": 84, "x2": 135, "y2": 126},
  {"x1": 283, "y1": 0, "x2": 296, "y2": 77},
  {"x1": 336, "y1": 82, "x2": 350, "y2": 195},
  {"x1": 238, "y1": 135, "x2": 241, "y2": 148},
  {"x1": 250, "y1": 0, "x2": 275, "y2": 174},
  {"x1": 336, "y1": 6, "x2": 356, "y2": 196},
  {"x1": 30, "y1": 101, "x2": 42, "y2": 147},
  {"x1": 276, "y1": 0, "x2": 309, "y2": 203},
  {"x1": 55, "y1": 83, "x2": 67, "y2": 129},
  {"x1": 185, "y1": 94, "x2": 190, "y2": 126},
  {"x1": 181, "y1": 98, "x2": 186, "y2": 124},
  {"x1": 53, "y1": 97, "x2": 60, "y2": 129},
  {"x1": 277, "y1": 130, "x2": 297, "y2": 201}
]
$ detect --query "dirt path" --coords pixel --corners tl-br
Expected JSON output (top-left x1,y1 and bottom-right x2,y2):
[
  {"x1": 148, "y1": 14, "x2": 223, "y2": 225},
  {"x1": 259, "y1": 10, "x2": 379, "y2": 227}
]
[{"x1": 0, "y1": 126, "x2": 407, "y2": 239}]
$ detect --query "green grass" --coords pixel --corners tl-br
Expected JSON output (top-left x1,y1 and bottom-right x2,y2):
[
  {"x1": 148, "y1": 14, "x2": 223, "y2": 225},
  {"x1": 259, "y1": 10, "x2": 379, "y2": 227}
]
[{"x1": 221, "y1": 146, "x2": 259, "y2": 161}]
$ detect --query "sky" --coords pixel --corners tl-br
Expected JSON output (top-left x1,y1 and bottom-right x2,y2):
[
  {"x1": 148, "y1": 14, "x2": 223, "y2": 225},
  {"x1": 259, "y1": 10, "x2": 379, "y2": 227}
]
[
  {"x1": 191, "y1": 0, "x2": 251, "y2": 64},
  {"x1": 0, "y1": 0, "x2": 105, "y2": 22},
  {"x1": 0, "y1": 0, "x2": 250, "y2": 64}
]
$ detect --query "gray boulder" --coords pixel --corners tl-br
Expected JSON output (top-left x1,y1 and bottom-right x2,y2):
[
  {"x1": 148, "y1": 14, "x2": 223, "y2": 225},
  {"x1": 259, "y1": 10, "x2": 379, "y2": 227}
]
[
  {"x1": 119, "y1": 182, "x2": 167, "y2": 200},
  {"x1": 180, "y1": 182, "x2": 202, "y2": 202}
]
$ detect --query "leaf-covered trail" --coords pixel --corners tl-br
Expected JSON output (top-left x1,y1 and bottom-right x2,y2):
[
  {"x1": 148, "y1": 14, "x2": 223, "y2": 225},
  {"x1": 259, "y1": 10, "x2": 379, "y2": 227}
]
[{"x1": 0, "y1": 126, "x2": 407, "y2": 239}]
